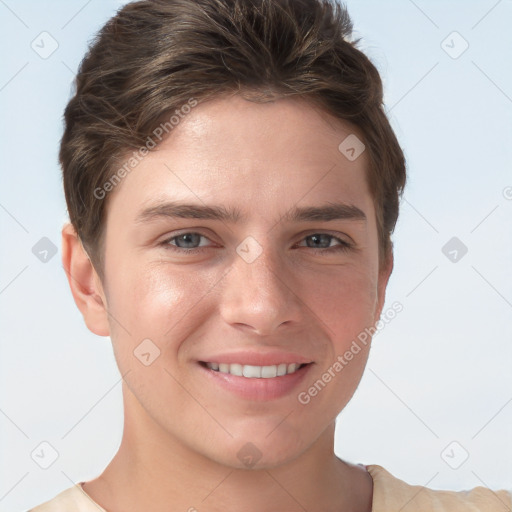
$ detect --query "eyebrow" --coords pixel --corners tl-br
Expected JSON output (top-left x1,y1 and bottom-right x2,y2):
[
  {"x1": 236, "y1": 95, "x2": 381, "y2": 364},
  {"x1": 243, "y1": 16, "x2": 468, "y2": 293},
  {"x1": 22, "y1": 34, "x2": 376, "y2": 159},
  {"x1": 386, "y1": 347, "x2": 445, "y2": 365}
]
[{"x1": 134, "y1": 200, "x2": 366, "y2": 224}]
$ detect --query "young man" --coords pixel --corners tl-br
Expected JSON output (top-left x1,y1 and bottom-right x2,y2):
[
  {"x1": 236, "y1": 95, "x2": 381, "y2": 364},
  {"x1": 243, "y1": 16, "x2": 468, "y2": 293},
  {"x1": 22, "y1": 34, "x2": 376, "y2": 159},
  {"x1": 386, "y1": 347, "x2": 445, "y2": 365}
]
[{"x1": 29, "y1": 0, "x2": 511, "y2": 510}]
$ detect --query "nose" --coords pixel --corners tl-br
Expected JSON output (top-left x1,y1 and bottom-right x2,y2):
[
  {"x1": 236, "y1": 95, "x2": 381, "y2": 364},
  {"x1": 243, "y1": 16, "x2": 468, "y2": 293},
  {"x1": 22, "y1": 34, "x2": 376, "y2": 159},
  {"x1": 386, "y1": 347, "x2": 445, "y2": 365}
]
[{"x1": 219, "y1": 241, "x2": 303, "y2": 336}]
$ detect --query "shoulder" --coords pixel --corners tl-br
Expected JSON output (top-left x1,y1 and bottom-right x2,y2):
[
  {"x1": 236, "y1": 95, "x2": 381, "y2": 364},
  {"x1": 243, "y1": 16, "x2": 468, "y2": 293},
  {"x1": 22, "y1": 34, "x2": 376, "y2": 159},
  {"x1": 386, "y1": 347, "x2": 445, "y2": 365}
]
[
  {"x1": 27, "y1": 483, "x2": 107, "y2": 512},
  {"x1": 367, "y1": 464, "x2": 512, "y2": 512}
]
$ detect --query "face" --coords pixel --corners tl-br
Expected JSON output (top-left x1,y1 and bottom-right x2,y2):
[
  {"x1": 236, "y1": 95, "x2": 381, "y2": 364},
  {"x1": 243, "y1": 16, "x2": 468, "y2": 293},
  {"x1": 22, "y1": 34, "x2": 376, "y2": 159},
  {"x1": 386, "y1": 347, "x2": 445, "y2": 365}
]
[{"x1": 94, "y1": 94, "x2": 391, "y2": 469}]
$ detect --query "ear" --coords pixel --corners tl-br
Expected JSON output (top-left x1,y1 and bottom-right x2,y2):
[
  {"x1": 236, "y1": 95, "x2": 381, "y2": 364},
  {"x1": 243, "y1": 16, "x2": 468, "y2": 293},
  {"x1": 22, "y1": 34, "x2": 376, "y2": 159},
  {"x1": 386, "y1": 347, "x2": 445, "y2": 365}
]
[
  {"x1": 374, "y1": 249, "x2": 394, "y2": 323},
  {"x1": 61, "y1": 222, "x2": 110, "y2": 337}
]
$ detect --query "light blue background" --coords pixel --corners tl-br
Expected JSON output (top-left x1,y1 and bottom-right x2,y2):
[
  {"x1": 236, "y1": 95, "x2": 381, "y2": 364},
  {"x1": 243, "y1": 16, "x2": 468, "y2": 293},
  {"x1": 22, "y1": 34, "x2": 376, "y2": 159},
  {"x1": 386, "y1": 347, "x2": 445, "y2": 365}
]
[{"x1": 1, "y1": 0, "x2": 511, "y2": 510}]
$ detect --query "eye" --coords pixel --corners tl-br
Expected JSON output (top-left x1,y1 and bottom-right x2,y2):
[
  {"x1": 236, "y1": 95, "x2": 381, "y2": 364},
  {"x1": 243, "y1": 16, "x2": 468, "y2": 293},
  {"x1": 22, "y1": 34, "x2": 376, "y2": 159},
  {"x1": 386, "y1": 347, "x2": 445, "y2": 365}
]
[
  {"x1": 161, "y1": 232, "x2": 213, "y2": 253},
  {"x1": 296, "y1": 233, "x2": 351, "y2": 253}
]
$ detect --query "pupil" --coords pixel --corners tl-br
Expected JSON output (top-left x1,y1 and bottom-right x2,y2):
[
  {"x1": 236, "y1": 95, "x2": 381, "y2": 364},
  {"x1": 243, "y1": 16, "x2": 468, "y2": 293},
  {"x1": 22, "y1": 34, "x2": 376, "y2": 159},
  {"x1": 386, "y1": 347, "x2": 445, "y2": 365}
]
[
  {"x1": 179, "y1": 233, "x2": 199, "y2": 248},
  {"x1": 310, "y1": 234, "x2": 328, "y2": 248}
]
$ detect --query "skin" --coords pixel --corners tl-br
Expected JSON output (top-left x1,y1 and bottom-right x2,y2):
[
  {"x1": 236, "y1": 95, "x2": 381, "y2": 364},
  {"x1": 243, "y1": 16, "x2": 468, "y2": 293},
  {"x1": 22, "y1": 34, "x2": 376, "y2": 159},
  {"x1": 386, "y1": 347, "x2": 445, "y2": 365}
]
[{"x1": 62, "y1": 94, "x2": 393, "y2": 512}]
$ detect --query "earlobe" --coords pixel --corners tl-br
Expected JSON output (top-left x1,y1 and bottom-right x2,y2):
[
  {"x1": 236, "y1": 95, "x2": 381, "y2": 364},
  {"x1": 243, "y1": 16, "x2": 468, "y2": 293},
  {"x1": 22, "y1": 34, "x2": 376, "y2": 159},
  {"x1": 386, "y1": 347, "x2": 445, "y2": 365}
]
[{"x1": 61, "y1": 222, "x2": 110, "y2": 337}]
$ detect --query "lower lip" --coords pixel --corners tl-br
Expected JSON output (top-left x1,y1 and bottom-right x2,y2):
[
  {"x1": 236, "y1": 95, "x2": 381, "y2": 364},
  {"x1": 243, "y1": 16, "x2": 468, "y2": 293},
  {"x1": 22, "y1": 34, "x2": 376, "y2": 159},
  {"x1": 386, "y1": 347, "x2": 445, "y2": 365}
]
[{"x1": 197, "y1": 362, "x2": 313, "y2": 401}]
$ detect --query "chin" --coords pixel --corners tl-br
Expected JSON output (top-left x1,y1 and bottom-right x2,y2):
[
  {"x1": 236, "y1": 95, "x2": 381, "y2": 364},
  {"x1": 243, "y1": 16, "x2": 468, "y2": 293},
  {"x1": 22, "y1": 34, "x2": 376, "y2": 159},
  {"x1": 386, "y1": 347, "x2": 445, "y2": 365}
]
[{"x1": 202, "y1": 427, "x2": 312, "y2": 471}]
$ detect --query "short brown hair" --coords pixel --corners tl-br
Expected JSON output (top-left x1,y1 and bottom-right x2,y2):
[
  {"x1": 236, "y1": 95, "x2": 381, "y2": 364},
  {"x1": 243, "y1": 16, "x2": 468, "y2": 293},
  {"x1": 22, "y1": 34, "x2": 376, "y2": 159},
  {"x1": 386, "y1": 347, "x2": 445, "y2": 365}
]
[{"x1": 60, "y1": 0, "x2": 406, "y2": 278}]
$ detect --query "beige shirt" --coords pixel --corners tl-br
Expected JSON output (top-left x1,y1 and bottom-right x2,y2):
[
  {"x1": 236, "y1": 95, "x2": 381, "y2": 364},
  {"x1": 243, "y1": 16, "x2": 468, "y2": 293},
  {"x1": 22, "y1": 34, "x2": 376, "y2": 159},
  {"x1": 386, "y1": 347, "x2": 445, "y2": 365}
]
[{"x1": 28, "y1": 464, "x2": 512, "y2": 511}]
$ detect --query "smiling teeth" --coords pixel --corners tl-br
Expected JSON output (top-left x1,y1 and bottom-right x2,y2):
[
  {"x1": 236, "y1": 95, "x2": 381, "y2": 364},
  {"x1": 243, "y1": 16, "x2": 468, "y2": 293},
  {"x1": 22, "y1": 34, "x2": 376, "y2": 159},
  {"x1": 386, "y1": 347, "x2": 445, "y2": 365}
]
[{"x1": 206, "y1": 362, "x2": 302, "y2": 378}]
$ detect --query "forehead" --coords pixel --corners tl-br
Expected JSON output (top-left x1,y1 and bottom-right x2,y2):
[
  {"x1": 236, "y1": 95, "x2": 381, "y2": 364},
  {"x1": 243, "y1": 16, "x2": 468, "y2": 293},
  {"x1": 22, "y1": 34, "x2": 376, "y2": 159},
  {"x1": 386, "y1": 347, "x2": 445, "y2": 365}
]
[
  {"x1": 161, "y1": 94, "x2": 367, "y2": 169},
  {"x1": 106, "y1": 94, "x2": 374, "y2": 224}
]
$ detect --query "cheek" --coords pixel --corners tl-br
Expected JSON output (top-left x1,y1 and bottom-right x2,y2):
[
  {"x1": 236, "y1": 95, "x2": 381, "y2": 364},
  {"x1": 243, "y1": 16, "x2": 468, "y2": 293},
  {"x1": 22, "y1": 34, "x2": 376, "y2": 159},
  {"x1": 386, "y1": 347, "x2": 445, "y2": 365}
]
[
  {"x1": 304, "y1": 263, "x2": 379, "y2": 343},
  {"x1": 105, "y1": 260, "x2": 220, "y2": 369},
  {"x1": 295, "y1": 268, "x2": 378, "y2": 417},
  {"x1": 105, "y1": 262, "x2": 219, "y2": 405}
]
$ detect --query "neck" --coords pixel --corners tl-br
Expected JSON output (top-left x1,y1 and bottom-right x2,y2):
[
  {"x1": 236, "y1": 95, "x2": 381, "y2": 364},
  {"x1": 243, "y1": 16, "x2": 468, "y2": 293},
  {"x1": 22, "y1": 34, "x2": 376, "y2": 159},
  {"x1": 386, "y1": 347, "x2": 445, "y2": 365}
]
[{"x1": 83, "y1": 384, "x2": 373, "y2": 512}]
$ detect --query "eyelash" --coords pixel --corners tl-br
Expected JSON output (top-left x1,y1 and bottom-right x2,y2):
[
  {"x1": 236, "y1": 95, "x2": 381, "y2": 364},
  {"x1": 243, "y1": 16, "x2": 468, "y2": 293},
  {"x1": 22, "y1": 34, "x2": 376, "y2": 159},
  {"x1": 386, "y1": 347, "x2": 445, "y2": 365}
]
[{"x1": 159, "y1": 232, "x2": 352, "y2": 255}]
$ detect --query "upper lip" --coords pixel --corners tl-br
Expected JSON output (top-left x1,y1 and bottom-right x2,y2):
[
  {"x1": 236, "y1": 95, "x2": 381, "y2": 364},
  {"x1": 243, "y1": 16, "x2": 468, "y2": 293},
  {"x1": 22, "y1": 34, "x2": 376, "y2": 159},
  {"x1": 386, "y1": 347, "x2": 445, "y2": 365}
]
[{"x1": 199, "y1": 350, "x2": 313, "y2": 366}]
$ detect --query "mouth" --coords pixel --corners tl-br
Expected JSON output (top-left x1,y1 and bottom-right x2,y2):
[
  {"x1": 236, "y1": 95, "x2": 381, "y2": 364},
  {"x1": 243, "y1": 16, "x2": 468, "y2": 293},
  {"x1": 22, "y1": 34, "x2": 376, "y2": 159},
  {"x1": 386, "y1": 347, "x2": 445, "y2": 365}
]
[
  {"x1": 197, "y1": 360, "x2": 313, "y2": 401},
  {"x1": 200, "y1": 361, "x2": 309, "y2": 378}
]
